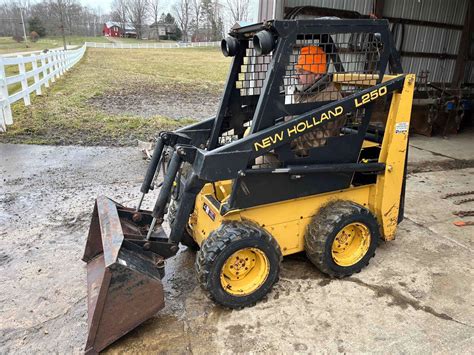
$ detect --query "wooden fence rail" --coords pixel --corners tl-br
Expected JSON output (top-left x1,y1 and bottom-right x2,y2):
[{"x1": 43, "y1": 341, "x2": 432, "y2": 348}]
[
  {"x1": 0, "y1": 45, "x2": 86, "y2": 131},
  {"x1": 0, "y1": 41, "x2": 220, "y2": 132},
  {"x1": 84, "y1": 41, "x2": 220, "y2": 49}
]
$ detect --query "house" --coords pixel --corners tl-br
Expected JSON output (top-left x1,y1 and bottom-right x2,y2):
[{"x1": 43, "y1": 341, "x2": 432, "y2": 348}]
[
  {"x1": 145, "y1": 22, "x2": 176, "y2": 40},
  {"x1": 102, "y1": 21, "x2": 137, "y2": 38}
]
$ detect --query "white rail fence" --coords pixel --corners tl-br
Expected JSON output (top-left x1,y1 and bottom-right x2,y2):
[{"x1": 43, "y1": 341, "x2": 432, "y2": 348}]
[
  {"x1": 0, "y1": 41, "x2": 220, "y2": 132},
  {"x1": 85, "y1": 41, "x2": 220, "y2": 49},
  {"x1": 0, "y1": 45, "x2": 86, "y2": 131}
]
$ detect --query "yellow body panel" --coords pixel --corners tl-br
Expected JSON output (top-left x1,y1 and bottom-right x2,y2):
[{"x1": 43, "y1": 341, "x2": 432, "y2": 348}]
[
  {"x1": 374, "y1": 74, "x2": 415, "y2": 240},
  {"x1": 191, "y1": 184, "x2": 374, "y2": 256},
  {"x1": 188, "y1": 74, "x2": 415, "y2": 253}
]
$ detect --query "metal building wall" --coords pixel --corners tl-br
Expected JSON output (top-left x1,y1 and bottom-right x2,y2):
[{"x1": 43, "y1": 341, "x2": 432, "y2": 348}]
[
  {"x1": 258, "y1": 0, "x2": 471, "y2": 85},
  {"x1": 283, "y1": 0, "x2": 373, "y2": 14},
  {"x1": 383, "y1": 0, "x2": 469, "y2": 84},
  {"x1": 383, "y1": 0, "x2": 467, "y2": 24}
]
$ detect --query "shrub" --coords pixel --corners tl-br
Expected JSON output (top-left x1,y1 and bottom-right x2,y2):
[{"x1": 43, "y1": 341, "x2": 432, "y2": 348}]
[
  {"x1": 12, "y1": 35, "x2": 24, "y2": 43},
  {"x1": 30, "y1": 31, "x2": 39, "y2": 42},
  {"x1": 28, "y1": 16, "x2": 47, "y2": 37}
]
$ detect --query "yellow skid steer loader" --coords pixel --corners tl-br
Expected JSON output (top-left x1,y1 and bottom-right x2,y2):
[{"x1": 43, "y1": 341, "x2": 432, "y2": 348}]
[{"x1": 82, "y1": 19, "x2": 415, "y2": 353}]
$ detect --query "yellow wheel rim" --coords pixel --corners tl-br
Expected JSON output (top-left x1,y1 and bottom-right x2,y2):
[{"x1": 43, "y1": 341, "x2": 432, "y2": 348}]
[
  {"x1": 220, "y1": 248, "x2": 270, "y2": 296},
  {"x1": 331, "y1": 223, "x2": 371, "y2": 267}
]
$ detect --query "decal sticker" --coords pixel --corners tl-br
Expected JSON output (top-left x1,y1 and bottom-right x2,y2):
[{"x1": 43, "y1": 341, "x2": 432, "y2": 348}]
[
  {"x1": 203, "y1": 203, "x2": 216, "y2": 221},
  {"x1": 395, "y1": 122, "x2": 409, "y2": 134}
]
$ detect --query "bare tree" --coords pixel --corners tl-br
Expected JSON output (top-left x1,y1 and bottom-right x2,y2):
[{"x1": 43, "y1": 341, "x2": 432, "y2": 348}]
[
  {"x1": 126, "y1": 0, "x2": 148, "y2": 39},
  {"x1": 111, "y1": 0, "x2": 127, "y2": 37},
  {"x1": 50, "y1": 0, "x2": 72, "y2": 49},
  {"x1": 191, "y1": 0, "x2": 201, "y2": 41},
  {"x1": 173, "y1": 0, "x2": 191, "y2": 42},
  {"x1": 0, "y1": 2, "x2": 27, "y2": 39},
  {"x1": 149, "y1": 0, "x2": 160, "y2": 39},
  {"x1": 1, "y1": 0, "x2": 107, "y2": 38},
  {"x1": 226, "y1": 0, "x2": 249, "y2": 24}
]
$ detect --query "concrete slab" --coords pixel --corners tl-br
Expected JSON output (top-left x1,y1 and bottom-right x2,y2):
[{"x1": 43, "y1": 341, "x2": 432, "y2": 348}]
[
  {"x1": 409, "y1": 127, "x2": 474, "y2": 161},
  {"x1": 1, "y1": 143, "x2": 473, "y2": 353}
]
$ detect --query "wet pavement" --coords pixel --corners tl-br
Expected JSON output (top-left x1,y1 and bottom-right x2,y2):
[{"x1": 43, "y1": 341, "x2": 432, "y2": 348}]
[{"x1": 1, "y1": 140, "x2": 473, "y2": 353}]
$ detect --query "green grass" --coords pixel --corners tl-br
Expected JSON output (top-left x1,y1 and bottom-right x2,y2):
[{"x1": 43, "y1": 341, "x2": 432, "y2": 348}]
[
  {"x1": 0, "y1": 36, "x2": 109, "y2": 54},
  {"x1": 1, "y1": 47, "x2": 229, "y2": 146}
]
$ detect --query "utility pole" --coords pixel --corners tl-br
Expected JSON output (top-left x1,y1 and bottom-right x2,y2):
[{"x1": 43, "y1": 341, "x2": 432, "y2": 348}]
[{"x1": 19, "y1": 8, "x2": 28, "y2": 48}]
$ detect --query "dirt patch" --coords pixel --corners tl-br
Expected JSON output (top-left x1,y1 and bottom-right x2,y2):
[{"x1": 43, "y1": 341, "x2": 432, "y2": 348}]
[
  {"x1": 408, "y1": 159, "x2": 474, "y2": 174},
  {"x1": 0, "y1": 252, "x2": 12, "y2": 266},
  {"x1": 0, "y1": 48, "x2": 228, "y2": 147},
  {"x1": 88, "y1": 83, "x2": 220, "y2": 120}
]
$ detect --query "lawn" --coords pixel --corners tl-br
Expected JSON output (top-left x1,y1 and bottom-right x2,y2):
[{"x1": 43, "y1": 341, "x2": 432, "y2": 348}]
[
  {"x1": 0, "y1": 36, "x2": 109, "y2": 55},
  {"x1": 0, "y1": 46, "x2": 230, "y2": 146}
]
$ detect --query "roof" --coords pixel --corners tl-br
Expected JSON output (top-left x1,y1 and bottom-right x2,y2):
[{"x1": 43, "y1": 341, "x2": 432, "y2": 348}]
[
  {"x1": 104, "y1": 21, "x2": 135, "y2": 32},
  {"x1": 150, "y1": 21, "x2": 169, "y2": 27},
  {"x1": 231, "y1": 21, "x2": 253, "y2": 29}
]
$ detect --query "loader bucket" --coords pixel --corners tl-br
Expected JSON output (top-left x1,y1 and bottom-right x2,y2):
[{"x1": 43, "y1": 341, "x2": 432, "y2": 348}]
[{"x1": 82, "y1": 196, "x2": 165, "y2": 354}]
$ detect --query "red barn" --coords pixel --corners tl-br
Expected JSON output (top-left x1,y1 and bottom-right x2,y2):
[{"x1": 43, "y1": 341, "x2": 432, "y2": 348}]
[
  {"x1": 102, "y1": 21, "x2": 137, "y2": 38},
  {"x1": 102, "y1": 22, "x2": 121, "y2": 37}
]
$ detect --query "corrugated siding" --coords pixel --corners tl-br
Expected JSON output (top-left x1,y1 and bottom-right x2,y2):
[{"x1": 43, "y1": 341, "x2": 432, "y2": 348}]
[
  {"x1": 261, "y1": 0, "x2": 470, "y2": 83},
  {"x1": 401, "y1": 57, "x2": 457, "y2": 84},
  {"x1": 400, "y1": 25, "x2": 461, "y2": 55},
  {"x1": 259, "y1": 0, "x2": 275, "y2": 20},
  {"x1": 383, "y1": 0, "x2": 468, "y2": 25},
  {"x1": 383, "y1": 0, "x2": 467, "y2": 83},
  {"x1": 285, "y1": 0, "x2": 374, "y2": 15},
  {"x1": 465, "y1": 61, "x2": 474, "y2": 83}
]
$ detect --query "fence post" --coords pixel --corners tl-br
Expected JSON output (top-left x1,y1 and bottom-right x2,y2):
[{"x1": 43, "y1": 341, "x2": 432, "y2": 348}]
[
  {"x1": 65, "y1": 50, "x2": 70, "y2": 70},
  {"x1": 31, "y1": 54, "x2": 42, "y2": 96},
  {"x1": 67, "y1": 50, "x2": 71, "y2": 68},
  {"x1": 49, "y1": 52, "x2": 56, "y2": 83},
  {"x1": 18, "y1": 55, "x2": 31, "y2": 106},
  {"x1": 63, "y1": 51, "x2": 68, "y2": 71},
  {"x1": 54, "y1": 52, "x2": 60, "y2": 79},
  {"x1": 58, "y1": 51, "x2": 63, "y2": 76},
  {"x1": 59, "y1": 51, "x2": 65, "y2": 75},
  {"x1": 41, "y1": 55, "x2": 49, "y2": 88},
  {"x1": 0, "y1": 56, "x2": 13, "y2": 130}
]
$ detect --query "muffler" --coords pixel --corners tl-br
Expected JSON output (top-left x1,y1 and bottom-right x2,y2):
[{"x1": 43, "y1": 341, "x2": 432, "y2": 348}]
[{"x1": 82, "y1": 196, "x2": 166, "y2": 354}]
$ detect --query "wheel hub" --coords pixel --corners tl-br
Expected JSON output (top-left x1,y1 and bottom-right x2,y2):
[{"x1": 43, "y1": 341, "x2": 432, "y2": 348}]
[
  {"x1": 331, "y1": 222, "x2": 371, "y2": 267},
  {"x1": 220, "y1": 248, "x2": 270, "y2": 296}
]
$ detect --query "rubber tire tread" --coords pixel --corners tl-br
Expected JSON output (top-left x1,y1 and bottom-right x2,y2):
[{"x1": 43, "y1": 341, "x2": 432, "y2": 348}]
[
  {"x1": 305, "y1": 200, "x2": 380, "y2": 278},
  {"x1": 195, "y1": 221, "x2": 282, "y2": 309}
]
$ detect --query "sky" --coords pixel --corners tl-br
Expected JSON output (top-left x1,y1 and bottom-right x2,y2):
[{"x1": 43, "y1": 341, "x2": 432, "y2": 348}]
[{"x1": 79, "y1": 0, "x2": 259, "y2": 23}]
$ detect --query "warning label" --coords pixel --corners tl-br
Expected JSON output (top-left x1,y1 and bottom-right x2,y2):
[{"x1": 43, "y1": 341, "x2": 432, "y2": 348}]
[
  {"x1": 395, "y1": 122, "x2": 409, "y2": 134},
  {"x1": 203, "y1": 203, "x2": 216, "y2": 221}
]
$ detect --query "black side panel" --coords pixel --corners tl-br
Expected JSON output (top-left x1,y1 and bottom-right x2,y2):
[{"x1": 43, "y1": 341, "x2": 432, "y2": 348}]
[
  {"x1": 275, "y1": 126, "x2": 365, "y2": 165},
  {"x1": 230, "y1": 172, "x2": 352, "y2": 209}
]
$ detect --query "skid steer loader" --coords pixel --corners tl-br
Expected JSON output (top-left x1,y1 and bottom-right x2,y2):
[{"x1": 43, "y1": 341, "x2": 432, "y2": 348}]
[{"x1": 82, "y1": 19, "x2": 414, "y2": 353}]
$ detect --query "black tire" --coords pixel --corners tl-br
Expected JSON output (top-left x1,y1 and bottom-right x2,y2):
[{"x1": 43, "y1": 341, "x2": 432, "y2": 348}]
[
  {"x1": 305, "y1": 200, "x2": 380, "y2": 278},
  {"x1": 167, "y1": 198, "x2": 199, "y2": 251},
  {"x1": 196, "y1": 221, "x2": 282, "y2": 309}
]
